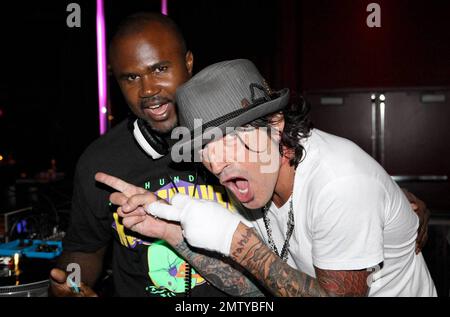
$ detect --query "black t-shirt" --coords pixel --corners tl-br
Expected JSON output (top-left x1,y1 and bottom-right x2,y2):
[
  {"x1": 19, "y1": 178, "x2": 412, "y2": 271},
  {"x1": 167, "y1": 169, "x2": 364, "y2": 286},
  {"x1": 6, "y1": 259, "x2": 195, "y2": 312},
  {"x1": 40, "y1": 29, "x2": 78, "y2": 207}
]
[{"x1": 63, "y1": 118, "x2": 231, "y2": 297}]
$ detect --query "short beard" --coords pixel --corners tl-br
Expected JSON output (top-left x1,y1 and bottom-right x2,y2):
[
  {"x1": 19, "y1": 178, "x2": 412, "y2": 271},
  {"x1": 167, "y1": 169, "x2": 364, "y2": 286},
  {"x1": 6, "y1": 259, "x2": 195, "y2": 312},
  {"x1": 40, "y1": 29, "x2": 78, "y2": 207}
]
[{"x1": 145, "y1": 118, "x2": 178, "y2": 136}]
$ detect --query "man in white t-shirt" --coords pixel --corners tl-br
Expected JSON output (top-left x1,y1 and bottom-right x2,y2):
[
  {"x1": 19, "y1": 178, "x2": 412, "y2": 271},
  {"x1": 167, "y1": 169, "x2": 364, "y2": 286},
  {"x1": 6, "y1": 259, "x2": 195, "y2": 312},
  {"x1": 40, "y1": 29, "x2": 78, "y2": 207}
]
[
  {"x1": 247, "y1": 128, "x2": 436, "y2": 296},
  {"x1": 96, "y1": 59, "x2": 436, "y2": 296}
]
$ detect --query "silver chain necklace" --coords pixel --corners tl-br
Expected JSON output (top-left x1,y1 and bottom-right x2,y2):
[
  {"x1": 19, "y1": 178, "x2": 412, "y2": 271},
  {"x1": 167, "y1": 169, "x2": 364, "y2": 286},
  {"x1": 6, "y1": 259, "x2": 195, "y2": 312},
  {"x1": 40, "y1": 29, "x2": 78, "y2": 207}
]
[{"x1": 262, "y1": 196, "x2": 295, "y2": 262}]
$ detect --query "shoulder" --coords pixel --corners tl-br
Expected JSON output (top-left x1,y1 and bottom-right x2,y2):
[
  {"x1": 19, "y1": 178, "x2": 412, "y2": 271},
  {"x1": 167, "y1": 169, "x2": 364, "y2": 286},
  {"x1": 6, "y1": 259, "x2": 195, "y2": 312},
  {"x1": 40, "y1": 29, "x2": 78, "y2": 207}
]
[
  {"x1": 298, "y1": 129, "x2": 396, "y2": 215},
  {"x1": 76, "y1": 119, "x2": 134, "y2": 170},
  {"x1": 303, "y1": 129, "x2": 389, "y2": 186},
  {"x1": 72, "y1": 118, "x2": 149, "y2": 187},
  {"x1": 310, "y1": 129, "x2": 376, "y2": 171}
]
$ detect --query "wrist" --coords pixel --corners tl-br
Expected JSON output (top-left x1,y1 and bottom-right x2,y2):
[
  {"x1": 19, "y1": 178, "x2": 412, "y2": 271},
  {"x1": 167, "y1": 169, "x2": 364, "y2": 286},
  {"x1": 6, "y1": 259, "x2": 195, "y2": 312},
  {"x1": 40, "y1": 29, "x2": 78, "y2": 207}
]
[
  {"x1": 230, "y1": 222, "x2": 259, "y2": 264},
  {"x1": 163, "y1": 224, "x2": 184, "y2": 246}
]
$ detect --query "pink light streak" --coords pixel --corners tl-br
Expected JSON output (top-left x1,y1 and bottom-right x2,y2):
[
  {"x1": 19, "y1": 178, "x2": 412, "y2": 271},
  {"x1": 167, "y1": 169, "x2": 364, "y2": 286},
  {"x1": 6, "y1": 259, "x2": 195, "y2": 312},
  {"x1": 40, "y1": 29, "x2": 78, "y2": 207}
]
[
  {"x1": 96, "y1": 0, "x2": 108, "y2": 135},
  {"x1": 161, "y1": 0, "x2": 168, "y2": 15}
]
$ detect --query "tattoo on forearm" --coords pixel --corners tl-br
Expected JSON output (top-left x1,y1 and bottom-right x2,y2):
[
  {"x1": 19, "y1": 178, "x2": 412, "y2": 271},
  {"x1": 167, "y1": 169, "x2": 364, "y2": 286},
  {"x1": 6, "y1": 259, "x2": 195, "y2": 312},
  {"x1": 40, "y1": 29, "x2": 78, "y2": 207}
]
[
  {"x1": 174, "y1": 240, "x2": 265, "y2": 297},
  {"x1": 230, "y1": 225, "x2": 369, "y2": 297},
  {"x1": 315, "y1": 267, "x2": 370, "y2": 296}
]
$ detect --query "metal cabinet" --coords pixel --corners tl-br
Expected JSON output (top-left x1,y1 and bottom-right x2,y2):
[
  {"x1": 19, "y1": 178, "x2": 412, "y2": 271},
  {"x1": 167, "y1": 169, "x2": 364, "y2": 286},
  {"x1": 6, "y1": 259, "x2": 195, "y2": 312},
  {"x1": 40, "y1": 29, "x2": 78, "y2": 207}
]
[{"x1": 304, "y1": 87, "x2": 450, "y2": 210}]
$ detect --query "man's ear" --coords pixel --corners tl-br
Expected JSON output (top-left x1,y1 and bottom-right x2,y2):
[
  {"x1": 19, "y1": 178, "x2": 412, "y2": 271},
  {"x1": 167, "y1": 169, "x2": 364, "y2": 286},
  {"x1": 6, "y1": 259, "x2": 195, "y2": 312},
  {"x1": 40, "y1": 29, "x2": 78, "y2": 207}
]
[{"x1": 185, "y1": 51, "x2": 194, "y2": 75}]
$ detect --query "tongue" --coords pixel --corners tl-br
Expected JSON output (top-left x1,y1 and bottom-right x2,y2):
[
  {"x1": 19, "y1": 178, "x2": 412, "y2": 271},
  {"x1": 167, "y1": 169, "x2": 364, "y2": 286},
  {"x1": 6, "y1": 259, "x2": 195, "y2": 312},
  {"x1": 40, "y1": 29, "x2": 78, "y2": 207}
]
[
  {"x1": 148, "y1": 103, "x2": 168, "y2": 116},
  {"x1": 235, "y1": 179, "x2": 248, "y2": 190}
]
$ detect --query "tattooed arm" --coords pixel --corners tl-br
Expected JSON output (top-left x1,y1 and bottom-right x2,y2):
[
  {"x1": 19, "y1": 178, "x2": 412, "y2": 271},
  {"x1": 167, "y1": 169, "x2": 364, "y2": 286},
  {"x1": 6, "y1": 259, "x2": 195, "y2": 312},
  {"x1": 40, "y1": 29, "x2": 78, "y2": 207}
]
[
  {"x1": 94, "y1": 173, "x2": 367, "y2": 297},
  {"x1": 95, "y1": 172, "x2": 264, "y2": 297},
  {"x1": 173, "y1": 239, "x2": 265, "y2": 297},
  {"x1": 230, "y1": 223, "x2": 371, "y2": 297}
]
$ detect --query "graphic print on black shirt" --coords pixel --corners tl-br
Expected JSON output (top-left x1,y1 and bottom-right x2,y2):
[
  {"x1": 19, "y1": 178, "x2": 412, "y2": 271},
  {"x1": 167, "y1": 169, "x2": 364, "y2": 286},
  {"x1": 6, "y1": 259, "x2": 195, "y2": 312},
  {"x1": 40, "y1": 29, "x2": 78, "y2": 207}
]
[
  {"x1": 110, "y1": 172, "x2": 235, "y2": 297},
  {"x1": 63, "y1": 119, "x2": 232, "y2": 297}
]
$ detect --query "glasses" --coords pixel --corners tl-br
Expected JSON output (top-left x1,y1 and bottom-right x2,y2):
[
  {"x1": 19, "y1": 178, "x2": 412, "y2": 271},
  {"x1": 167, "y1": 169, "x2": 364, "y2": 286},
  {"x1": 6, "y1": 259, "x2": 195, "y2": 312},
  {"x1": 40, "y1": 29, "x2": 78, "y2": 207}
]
[{"x1": 201, "y1": 125, "x2": 278, "y2": 162}]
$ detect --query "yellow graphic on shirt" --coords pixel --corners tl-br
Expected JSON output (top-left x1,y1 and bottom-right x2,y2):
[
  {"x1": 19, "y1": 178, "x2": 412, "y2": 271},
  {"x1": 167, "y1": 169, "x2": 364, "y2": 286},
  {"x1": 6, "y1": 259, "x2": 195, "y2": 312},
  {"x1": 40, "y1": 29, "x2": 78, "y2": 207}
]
[
  {"x1": 111, "y1": 180, "x2": 235, "y2": 296},
  {"x1": 113, "y1": 212, "x2": 150, "y2": 248}
]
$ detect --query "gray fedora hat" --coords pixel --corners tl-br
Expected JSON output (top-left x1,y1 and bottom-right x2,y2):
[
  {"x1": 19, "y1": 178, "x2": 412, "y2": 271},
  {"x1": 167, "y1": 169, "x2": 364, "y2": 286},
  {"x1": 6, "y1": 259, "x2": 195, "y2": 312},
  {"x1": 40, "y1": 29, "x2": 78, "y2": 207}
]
[{"x1": 172, "y1": 59, "x2": 290, "y2": 154}]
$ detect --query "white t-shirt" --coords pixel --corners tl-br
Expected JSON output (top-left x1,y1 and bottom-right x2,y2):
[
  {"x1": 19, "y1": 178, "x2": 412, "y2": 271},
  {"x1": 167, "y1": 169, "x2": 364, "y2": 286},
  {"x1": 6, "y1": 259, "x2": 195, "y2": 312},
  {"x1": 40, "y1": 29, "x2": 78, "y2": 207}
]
[{"x1": 250, "y1": 129, "x2": 436, "y2": 297}]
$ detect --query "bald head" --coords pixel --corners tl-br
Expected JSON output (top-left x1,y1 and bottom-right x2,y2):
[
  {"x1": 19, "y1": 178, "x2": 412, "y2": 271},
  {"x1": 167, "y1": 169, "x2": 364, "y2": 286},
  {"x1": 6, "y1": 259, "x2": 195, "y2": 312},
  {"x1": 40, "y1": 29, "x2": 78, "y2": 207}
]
[{"x1": 110, "y1": 12, "x2": 187, "y2": 59}]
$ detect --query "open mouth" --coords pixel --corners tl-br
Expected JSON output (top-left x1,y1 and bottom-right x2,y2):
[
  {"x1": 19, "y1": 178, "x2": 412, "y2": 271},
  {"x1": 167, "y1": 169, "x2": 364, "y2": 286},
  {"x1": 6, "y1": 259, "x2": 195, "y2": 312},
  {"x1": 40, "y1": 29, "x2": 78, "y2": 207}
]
[
  {"x1": 143, "y1": 102, "x2": 171, "y2": 119},
  {"x1": 222, "y1": 176, "x2": 253, "y2": 203}
]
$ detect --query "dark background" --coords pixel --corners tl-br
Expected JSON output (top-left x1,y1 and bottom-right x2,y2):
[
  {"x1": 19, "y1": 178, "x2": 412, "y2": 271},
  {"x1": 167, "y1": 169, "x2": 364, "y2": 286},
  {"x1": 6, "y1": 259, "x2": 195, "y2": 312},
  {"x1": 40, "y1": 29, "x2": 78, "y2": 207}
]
[{"x1": 0, "y1": 0, "x2": 449, "y2": 295}]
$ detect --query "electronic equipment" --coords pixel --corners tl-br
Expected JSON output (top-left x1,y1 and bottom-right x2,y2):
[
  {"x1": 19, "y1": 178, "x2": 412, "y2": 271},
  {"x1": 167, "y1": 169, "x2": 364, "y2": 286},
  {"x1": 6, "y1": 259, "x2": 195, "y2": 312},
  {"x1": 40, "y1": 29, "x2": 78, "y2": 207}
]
[{"x1": 0, "y1": 252, "x2": 54, "y2": 297}]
